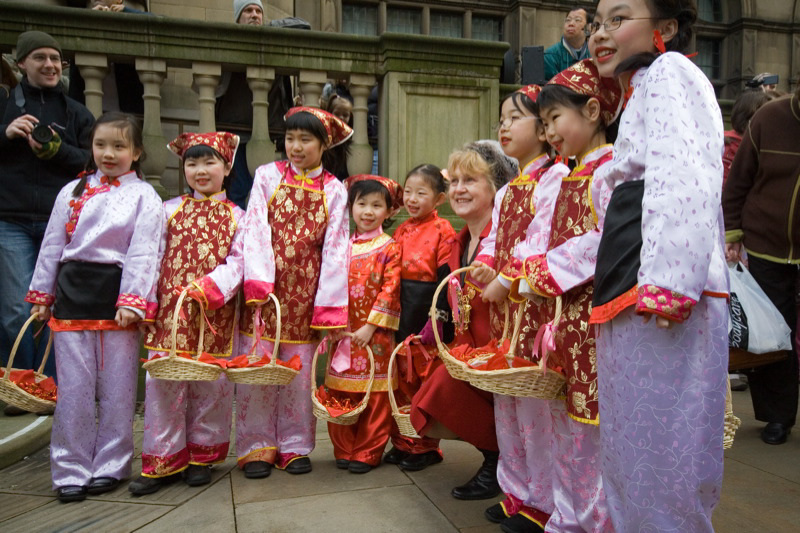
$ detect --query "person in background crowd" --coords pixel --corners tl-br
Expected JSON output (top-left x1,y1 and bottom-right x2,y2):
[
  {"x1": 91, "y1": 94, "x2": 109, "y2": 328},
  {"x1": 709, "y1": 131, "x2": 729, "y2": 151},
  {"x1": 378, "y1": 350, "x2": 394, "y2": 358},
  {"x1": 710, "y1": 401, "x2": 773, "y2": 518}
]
[
  {"x1": 218, "y1": 0, "x2": 298, "y2": 209},
  {"x1": 0, "y1": 31, "x2": 95, "y2": 415},
  {"x1": 723, "y1": 88, "x2": 773, "y2": 393},
  {"x1": 724, "y1": 80, "x2": 800, "y2": 447},
  {"x1": 722, "y1": 90, "x2": 773, "y2": 186},
  {"x1": 68, "y1": 1, "x2": 147, "y2": 115},
  {"x1": 543, "y1": 6, "x2": 590, "y2": 81}
]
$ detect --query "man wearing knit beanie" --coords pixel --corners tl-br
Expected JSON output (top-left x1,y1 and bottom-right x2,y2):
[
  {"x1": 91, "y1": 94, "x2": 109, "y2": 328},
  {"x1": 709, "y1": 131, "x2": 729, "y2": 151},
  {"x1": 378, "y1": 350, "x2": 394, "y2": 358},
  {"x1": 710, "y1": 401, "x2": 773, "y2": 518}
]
[
  {"x1": 0, "y1": 30, "x2": 94, "y2": 413},
  {"x1": 234, "y1": 0, "x2": 264, "y2": 25}
]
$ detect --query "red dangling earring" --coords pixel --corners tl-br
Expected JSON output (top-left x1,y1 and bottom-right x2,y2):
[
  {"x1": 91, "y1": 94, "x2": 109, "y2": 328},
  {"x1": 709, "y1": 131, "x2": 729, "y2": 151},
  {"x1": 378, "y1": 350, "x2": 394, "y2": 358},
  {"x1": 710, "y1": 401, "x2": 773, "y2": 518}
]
[{"x1": 652, "y1": 29, "x2": 667, "y2": 54}]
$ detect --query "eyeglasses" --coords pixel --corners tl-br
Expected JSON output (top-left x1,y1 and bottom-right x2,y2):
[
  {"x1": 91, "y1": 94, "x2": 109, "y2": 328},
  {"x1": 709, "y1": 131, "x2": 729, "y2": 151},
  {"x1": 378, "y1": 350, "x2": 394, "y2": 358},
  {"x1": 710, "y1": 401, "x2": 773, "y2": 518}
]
[
  {"x1": 493, "y1": 115, "x2": 536, "y2": 132},
  {"x1": 565, "y1": 17, "x2": 586, "y2": 24},
  {"x1": 28, "y1": 53, "x2": 62, "y2": 64},
  {"x1": 588, "y1": 16, "x2": 657, "y2": 36}
]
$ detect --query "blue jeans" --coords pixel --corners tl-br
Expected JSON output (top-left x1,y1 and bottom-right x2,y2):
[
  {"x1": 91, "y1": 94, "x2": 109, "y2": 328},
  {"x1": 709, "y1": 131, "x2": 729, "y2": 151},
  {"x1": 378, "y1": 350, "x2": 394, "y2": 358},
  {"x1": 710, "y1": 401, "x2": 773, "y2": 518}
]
[{"x1": 0, "y1": 219, "x2": 55, "y2": 379}]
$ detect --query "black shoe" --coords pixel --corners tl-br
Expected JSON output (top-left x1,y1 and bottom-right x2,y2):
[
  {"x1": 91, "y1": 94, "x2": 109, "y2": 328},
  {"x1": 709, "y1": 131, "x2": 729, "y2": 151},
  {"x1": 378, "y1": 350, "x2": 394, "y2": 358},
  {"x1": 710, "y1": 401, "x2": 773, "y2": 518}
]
[
  {"x1": 184, "y1": 464, "x2": 212, "y2": 486},
  {"x1": 485, "y1": 502, "x2": 510, "y2": 523},
  {"x1": 451, "y1": 450, "x2": 501, "y2": 500},
  {"x1": 128, "y1": 473, "x2": 181, "y2": 496},
  {"x1": 335, "y1": 459, "x2": 350, "y2": 470},
  {"x1": 399, "y1": 451, "x2": 442, "y2": 471},
  {"x1": 348, "y1": 461, "x2": 372, "y2": 474},
  {"x1": 87, "y1": 477, "x2": 119, "y2": 495},
  {"x1": 57, "y1": 485, "x2": 87, "y2": 503},
  {"x1": 383, "y1": 446, "x2": 409, "y2": 465},
  {"x1": 500, "y1": 513, "x2": 545, "y2": 533},
  {"x1": 761, "y1": 422, "x2": 791, "y2": 445},
  {"x1": 243, "y1": 461, "x2": 272, "y2": 479},
  {"x1": 284, "y1": 456, "x2": 312, "y2": 475}
]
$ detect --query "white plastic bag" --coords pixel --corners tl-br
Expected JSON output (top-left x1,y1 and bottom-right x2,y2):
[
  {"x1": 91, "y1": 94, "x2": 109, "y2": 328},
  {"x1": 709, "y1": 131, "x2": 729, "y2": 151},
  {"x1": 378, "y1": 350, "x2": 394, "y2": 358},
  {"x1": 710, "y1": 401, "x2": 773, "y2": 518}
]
[{"x1": 728, "y1": 262, "x2": 792, "y2": 354}]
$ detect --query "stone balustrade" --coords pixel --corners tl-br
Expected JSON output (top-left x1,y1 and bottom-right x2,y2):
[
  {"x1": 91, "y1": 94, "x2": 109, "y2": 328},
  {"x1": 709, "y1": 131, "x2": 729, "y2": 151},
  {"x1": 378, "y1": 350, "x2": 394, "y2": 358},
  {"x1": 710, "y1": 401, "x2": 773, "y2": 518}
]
[{"x1": 1, "y1": 3, "x2": 507, "y2": 199}]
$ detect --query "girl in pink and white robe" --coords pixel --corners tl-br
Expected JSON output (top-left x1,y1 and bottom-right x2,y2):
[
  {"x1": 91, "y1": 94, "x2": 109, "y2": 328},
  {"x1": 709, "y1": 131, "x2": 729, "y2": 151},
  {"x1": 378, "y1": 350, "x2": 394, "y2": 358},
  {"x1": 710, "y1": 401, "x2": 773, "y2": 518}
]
[
  {"x1": 588, "y1": 49, "x2": 729, "y2": 533},
  {"x1": 25, "y1": 113, "x2": 163, "y2": 498},
  {"x1": 134, "y1": 132, "x2": 245, "y2": 493},
  {"x1": 235, "y1": 107, "x2": 352, "y2": 476}
]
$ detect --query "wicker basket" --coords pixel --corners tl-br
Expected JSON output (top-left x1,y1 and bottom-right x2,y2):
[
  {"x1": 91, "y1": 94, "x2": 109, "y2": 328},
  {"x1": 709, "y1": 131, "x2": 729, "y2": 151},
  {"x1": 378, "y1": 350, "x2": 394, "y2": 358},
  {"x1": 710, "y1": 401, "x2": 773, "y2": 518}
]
[
  {"x1": 226, "y1": 294, "x2": 298, "y2": 385},
  {"x1": 723, "y1": 376, "x2": 741, "y2": 450},
  {"x1": 387, "y1": 335, "x2": 421, "y2": 438},
  {"x1": 464, "y1": 297, "x2": 566, "y2": 399},
  {"x1": 142, "y1": 288, "x2": 224, "y2": 382},
  {"x1": 310, "y1": 333, "x2": 375, "y2": 426},
  {"x1": 430, "y1": 267, "x2": 510, "y2": 382},
  {"x1": 0, "y1": 314, "x2": 56, "y2": 414}
]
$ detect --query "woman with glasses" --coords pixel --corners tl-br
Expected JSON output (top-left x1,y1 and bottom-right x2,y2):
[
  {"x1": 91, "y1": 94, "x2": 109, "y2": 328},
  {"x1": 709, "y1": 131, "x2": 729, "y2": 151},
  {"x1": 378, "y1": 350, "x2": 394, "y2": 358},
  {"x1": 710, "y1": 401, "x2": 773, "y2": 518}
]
[{"x1": 587, "y1": 2, "x2": 729, "y2": 532}]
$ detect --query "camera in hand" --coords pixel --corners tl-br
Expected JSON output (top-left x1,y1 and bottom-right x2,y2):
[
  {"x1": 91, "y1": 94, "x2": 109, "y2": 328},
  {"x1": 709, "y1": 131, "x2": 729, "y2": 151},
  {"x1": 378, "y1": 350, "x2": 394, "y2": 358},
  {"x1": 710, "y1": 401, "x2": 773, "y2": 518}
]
[{"x1": 31, "y1": 123, "x2": 54, "y2": 145}]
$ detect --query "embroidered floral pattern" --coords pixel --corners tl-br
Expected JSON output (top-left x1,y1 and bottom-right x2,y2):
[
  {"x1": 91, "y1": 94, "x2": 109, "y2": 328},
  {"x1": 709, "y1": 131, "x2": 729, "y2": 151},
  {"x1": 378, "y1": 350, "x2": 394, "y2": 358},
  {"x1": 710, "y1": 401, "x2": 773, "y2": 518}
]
[
  {"x1": 144, "y1": 197, "x2": 237, "y2": 356},
  {"x1": 523, "y1": 255, "x2": 561, "y2": 298},
  {"x1": 324, "y1": 234, "x2": 401, "y2": 393},
  {"x1": 65, "y1": 175, "x2": 118, "y2": 240},
  {"x1": 25, "y1": 289, "x2": 54, "y2": 306},
  {"x1": 636, "y1": 284, "x2": 696, "y2": 323},
  {"x1": 117, "y1": 292, "x2": 146, "y2": 310},
  {"x1": 542, "y1": 156, "x2": 612, "y2": 423}
]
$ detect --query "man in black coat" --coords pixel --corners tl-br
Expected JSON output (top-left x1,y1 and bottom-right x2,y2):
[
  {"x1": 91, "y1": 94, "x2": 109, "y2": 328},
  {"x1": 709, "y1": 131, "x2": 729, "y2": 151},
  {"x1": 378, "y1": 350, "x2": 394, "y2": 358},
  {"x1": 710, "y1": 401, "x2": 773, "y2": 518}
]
[{"x1": 0, "y1": 31, "x2": 94, "y2": 412}]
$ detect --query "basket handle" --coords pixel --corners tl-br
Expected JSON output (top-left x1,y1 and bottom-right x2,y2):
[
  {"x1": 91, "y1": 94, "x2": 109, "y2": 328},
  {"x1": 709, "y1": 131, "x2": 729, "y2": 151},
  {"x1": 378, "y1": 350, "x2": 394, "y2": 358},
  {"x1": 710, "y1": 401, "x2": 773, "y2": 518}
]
[
  {"x1": 311, "y1": 332, "x2": 375, "y2": 408},
  {"x1": 3, "y1": 314, "x2": 53, "y2": 381},
  {"x1": 248, "y1": 295, "x2": 282, "y2": 367},
  {"x1": 169, "y1": 288, "x2": 206, "y2": 360},
  {"x1": 430, "y1": 266, "x2": 476, "y2": 351},
  {"x1": 387, "y1": 335, "x2": 419, "y2": 416},
  {"x1": 505, "y1": 299, "x2": 529, "y2": 360}
]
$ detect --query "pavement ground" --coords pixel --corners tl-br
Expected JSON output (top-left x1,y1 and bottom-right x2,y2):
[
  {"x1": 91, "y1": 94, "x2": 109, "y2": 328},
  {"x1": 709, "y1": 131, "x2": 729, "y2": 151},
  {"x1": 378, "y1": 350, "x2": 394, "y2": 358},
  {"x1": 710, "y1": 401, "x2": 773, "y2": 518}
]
[{"x1": 0, "y1": 388, "x2": 798, "y2": 532}]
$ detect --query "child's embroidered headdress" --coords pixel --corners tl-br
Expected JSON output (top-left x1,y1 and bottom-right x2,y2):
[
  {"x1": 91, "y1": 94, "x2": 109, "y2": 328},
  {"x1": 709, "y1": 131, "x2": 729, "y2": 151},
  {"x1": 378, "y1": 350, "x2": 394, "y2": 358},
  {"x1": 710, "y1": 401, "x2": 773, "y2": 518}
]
[
  {"x1": 344, "y1": 174, "x2": 404, "y2": 211},
  {"x1": 167, "y1": 132, "x2": 240, "y2": 165},
  {"x1": 548, "y1": 59, "x2": 624, "y2": 125},
  {"x1": 517, "y1": 84, "x2": 542, "y2": 102},
  {"x1": 284, "y1": 107, "x2": 354, "y2": 148}
]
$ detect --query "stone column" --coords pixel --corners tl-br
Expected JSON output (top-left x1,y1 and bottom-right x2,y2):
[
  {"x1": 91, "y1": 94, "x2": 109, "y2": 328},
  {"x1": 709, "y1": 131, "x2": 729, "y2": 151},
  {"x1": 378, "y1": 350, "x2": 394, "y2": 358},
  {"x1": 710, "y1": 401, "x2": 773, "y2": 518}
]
[
  {"x1": 192, "y1": 62, "x2": 221, "y2": 132},
  {"x1": 74, "y1": 52, "x2": 108, "y2": 118},
  {"x1": 247, "y1": 66, "x2": 275, "y2": 175},
  {"x1": 421, "y1": 6, "x2": 430, "y2": 35},
  {"x1": 135, "y1": 58, "x2": 168, "y2": 197},
  {"x1": 349, "y1": 73, "x2": 376, "y2": 175},
  {"x1": 298, "y1": 70, "x2": 327, "y2": 108},
  {"x1": 463, "y1": 10, "x2": 472, "y2": 39}
]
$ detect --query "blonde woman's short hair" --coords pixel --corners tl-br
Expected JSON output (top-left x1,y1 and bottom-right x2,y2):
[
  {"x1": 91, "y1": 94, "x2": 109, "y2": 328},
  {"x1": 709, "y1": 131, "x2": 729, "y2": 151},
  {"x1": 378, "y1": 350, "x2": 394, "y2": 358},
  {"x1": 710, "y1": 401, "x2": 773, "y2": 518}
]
[{"x1": 447, "y1": 140, "x2": 518, "y2": 193}]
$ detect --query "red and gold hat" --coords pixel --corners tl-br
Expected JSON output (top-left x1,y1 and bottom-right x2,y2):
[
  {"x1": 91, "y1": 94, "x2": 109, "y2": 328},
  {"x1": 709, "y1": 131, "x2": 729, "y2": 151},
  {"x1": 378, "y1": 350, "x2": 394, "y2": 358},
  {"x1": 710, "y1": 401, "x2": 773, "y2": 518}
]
[
  {"x1": 517, "y1": 84, "x2": 542, "y2": 102},
  {"x1": 344, "y1": 174, "x2": 404, "y2": 211},
  {"x1": 547, "y1": 59, "x2": 624, "y2": 125},
  {"x1": 284, "y1": 106, "x2": 354, "y2": 148},
  {"x1": 167, "y1": 131, "x2": 240, "y2": 165}
]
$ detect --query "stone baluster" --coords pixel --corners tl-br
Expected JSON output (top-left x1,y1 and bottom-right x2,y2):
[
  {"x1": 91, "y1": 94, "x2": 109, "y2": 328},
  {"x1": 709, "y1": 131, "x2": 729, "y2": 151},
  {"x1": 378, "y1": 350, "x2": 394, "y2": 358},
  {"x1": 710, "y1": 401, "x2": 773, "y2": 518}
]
[
  {"x1": 192, "y1": 62, "x2": 221, "y2": 132},
  {"x1": 246, "y1": 66, "x2": 275, "y2": 174},
  {"x1": 135, "y1": 58, "x2": 168, "y2": 197},
  {"x1": 298, "y1": 70, "x2": 327, "y2": 108},
  {"x1": 349, "y1": 74, "x2": 376, "y2": 175},
  {"x1": 74, "y1": 53, "x2": 108, "y2": 118}
]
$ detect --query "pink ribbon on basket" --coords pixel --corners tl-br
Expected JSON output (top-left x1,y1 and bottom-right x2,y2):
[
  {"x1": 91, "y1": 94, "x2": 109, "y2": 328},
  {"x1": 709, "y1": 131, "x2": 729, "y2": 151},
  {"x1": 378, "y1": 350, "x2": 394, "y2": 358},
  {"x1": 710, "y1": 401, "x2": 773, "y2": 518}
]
[
  {"x1": 532, "y1": 318, "x2": 557, "y2": 369},
  {"x1": 330, "y1": 336, "x2": 351, "y2": 373},
  {"x1": 447, "y1": 277, "x2": 461, "y2": 325}
]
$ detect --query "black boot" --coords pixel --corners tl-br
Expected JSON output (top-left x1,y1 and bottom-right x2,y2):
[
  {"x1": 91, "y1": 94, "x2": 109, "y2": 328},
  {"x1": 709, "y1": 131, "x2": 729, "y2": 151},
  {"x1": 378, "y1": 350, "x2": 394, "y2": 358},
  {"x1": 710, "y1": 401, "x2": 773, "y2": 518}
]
[{"x1": 451, "y1": 449, "x2": 500, "y2": 500}]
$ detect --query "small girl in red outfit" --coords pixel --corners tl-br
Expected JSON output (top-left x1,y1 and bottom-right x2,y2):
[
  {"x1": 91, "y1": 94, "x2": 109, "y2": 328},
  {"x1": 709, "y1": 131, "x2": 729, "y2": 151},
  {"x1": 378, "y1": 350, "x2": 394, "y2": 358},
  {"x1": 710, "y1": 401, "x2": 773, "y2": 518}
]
[
  {"x1": 324, "y1": 174, "x2": 403, "y2": 473},
  {"x1": 383, "y1": 164, "x2": 455, "y2": 469}
]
